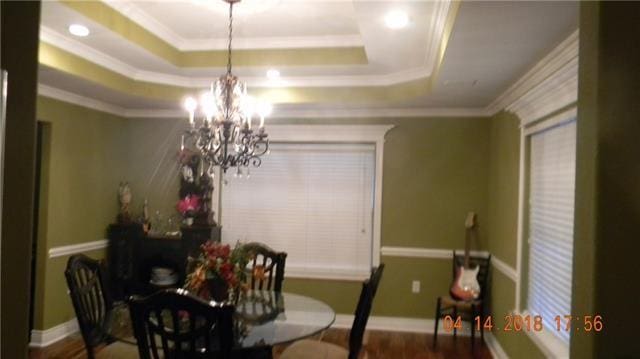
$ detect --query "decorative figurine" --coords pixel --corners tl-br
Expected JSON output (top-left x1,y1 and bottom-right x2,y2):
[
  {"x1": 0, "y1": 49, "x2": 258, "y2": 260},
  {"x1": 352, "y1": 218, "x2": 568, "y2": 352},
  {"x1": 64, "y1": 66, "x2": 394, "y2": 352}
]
[
  {"x1": 142, "y1": 198, "x2": 151, "y2": 233},
  {"x1": 117, "y1": 181, "x2": 132, "y2": 223}
]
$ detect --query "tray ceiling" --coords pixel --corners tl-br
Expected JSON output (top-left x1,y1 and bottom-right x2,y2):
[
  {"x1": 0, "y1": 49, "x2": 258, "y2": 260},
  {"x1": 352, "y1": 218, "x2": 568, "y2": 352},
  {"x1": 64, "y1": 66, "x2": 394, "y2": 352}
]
[{"x1": 38, "y1": 0, "x2": 579, "y2": 115}]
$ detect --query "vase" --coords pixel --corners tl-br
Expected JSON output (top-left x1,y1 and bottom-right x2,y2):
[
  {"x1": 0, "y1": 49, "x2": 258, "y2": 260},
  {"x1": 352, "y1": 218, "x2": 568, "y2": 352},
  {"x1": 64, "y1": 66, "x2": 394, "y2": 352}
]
[{"x1": 207, "y1": 278, "x2": 229, "y2": 302}]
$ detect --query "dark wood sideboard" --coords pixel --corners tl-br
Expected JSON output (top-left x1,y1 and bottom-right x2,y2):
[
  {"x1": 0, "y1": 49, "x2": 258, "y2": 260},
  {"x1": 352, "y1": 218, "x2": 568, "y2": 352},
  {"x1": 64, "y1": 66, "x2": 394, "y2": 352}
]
[{"x1": 107, "y1": 223, "x2": 221, "y2": 299}]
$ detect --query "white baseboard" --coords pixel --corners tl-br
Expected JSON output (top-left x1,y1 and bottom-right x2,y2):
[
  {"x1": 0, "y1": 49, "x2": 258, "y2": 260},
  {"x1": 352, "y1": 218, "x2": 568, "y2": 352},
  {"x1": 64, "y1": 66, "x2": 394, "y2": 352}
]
[
  {"x1": 334, "y1": 315, "x2": 508, "y2": 357},
  {"x1": 29, "y1": 318, "x2": 79, "y2": 348},
  {"x1": 334, "y1": 314, "x2": 474, "y2": 335},
  {"x1": 485, "y1": 332, "x2": 509, "y2": 358},
  {"x1": 29, "y1": 314, "x2": 509, "y2": 358}
]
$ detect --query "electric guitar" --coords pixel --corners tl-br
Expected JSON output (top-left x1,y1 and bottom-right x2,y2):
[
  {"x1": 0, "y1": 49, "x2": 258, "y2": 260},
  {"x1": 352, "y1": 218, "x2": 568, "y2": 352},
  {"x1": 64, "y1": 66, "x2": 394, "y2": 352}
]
[{"x1": 450, "y1": 212, "x2": 481, "y2": 301}]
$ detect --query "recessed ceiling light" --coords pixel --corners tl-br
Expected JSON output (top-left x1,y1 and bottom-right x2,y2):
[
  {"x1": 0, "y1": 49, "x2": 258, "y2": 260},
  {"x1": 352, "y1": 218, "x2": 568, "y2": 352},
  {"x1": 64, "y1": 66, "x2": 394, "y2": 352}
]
[
  {"x1": 266, "y1": 69, "x2": 280, "y2": 80},
  {"x1": 68, "y1": 24, "x2": 90, "y2": 37},
  {"x1": 385, "y1": 10, "x2": 409, "y2": 29}
]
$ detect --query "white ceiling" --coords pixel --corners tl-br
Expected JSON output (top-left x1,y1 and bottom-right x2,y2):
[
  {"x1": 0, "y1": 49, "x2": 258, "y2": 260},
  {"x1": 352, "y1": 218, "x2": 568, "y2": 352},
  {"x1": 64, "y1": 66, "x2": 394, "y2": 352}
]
[
  {"x1": 38, "y1": 0, "x2": 579, "y2": 113},
  {"x1": 131, "y1": 1, "x2": 361, "y2": 41}
]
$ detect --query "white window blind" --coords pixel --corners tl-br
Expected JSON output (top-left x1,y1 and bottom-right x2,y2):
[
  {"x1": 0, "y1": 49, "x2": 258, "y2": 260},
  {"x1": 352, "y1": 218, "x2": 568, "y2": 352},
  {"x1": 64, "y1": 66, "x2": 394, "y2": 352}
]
[
  {"x1": 527, "y1": 119, "x2": 576, "y2": 343},
  {"x1": 220, "y1": 143, "x2": 375, "y2": 278}
]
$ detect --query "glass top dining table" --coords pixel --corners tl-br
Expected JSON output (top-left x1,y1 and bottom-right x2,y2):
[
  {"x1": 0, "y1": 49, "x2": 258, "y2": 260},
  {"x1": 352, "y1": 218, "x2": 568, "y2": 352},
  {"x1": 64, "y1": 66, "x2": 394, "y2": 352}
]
[{"x1": 107, "y1": 291, "x2": 336, "y2": 349}]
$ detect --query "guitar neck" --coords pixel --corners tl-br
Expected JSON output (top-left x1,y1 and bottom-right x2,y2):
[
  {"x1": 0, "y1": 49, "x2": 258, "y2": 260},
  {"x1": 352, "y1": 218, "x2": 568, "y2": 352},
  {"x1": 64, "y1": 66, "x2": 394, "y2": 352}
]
[
  {"x1": 464, "y1": 228, "x2": 471, "y2": 268},
  {"x1": 463, "y1": 212, "x2": 477, "y2": 269}
]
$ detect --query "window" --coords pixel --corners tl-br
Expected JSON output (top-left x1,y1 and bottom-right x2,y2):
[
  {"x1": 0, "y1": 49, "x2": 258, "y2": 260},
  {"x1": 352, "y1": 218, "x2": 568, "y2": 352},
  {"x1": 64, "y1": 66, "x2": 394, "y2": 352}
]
[
  {"x1": 526, "y1": 119, "x2": 576, "y2": 345},
  {"x1": 220, "y1": 143, "x2": 376, "y2": 279}
]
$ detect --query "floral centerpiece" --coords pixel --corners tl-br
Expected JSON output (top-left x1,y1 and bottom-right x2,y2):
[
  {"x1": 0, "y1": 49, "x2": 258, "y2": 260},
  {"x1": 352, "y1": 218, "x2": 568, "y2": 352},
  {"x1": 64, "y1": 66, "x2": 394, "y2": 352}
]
[
  {"x1": 176, "y1": 194, "x2": 201, "y2": 225},
  {"x1": 184, "y1": 241, "x2": 249, "y2": 302}
]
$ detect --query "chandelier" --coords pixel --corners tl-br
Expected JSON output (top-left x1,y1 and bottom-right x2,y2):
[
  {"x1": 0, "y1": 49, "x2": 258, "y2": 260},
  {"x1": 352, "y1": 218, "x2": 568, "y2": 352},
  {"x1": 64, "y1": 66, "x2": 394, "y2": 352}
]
[{"x1": 181, "y1": 0, "x2": 270, "y2": 176}]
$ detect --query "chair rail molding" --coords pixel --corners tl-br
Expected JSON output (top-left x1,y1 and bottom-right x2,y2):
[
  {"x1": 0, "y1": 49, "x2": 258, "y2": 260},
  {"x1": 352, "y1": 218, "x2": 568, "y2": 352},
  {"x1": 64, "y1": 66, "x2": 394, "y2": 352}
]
[
  {"x1": 48, "y1": 239, "x2": 108, "y2": 258},
  {"x1": 380, "y1": 246, "x2": 488, "y2": 259},
  {"x1": 491, "y1": 256, "x2": 518, "y2": 282},
  {"x1": 380, "y1": 246, "x2": 517, "y2": 282}
]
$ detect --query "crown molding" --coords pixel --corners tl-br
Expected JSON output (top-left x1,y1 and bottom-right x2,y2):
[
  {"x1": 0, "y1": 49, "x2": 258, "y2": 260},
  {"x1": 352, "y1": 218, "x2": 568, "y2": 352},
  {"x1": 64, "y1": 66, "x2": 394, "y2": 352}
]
[
  {"x1": 271, "y1": 107, "x2": 489, "y2": 119},
  {"x1": 424, "y1": 0, "x2": 453, "y2": 71},
  {"x1": 179, "y1": 35, "x2": 364, "y2": 51},
  {"x1": 507, "y1": 59, "x2": 578, "y2": 125},
  {"x1": 485, "y1": 30, "x2": 579, "y2": 116},
  {"x1": 38, "y1": 82, "x2": 489, "y2": 120},
  {"x1": 40, "y1": 26, "x2": 138, "y2": 79},
  {"x1": 102, "y1": 0, "x2": 363, "y2": 51},
  {"x1": 124, "y1": 109, "x2": 182, "y2": 118},
  {"x1": 38, "y1": 84, "x2": 127, "y2": 117},
  {"x1": 101, "y1": 0, "x2": 184, "y2": 48},
  {"x1": 125, "y1": 107, "x2": 489, "y2": 119},
  {"x1": 40, "y1": 26, "x2": 435, "y2": 89}
]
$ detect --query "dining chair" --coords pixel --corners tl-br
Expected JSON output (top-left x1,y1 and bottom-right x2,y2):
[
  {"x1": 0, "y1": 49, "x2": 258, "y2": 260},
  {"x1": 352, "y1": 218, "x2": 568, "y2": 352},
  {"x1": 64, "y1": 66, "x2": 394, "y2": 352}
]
[
  {"x1": 128, "y1": 288, "x2": 235, "y2": 359},
  {"x1": 279, "y1": 264, "x2": 385, "y2": 359},
  {"x1": 433, "y1": 251, "x2": 491, "y2": 351},
  {"x1": 65, "y1": 254, "x2": 138, "y2": 359},
  {"x1": 243, "y1": 242, "x2": 287, "y2": 292}
]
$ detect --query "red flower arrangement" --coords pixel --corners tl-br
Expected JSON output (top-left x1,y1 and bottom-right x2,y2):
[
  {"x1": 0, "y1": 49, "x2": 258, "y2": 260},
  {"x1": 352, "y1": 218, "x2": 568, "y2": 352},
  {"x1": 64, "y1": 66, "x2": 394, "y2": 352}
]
[
  {"x1": 184, "y1": 241, "x2": 249, "y2": 302},
  {"x1": 176, "y1": 195, "x2": 201, "y2": 217}
]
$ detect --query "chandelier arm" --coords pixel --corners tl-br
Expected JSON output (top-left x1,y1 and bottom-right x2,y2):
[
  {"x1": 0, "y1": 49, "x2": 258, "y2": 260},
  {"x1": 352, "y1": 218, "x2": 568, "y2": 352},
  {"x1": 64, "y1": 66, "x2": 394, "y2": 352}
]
[
  {"x1": 248, "y1": 155, "x2": 262, "y2": 168},
  {"x1": 252, "y1": 139, "x2": 269, "y2": 157}
]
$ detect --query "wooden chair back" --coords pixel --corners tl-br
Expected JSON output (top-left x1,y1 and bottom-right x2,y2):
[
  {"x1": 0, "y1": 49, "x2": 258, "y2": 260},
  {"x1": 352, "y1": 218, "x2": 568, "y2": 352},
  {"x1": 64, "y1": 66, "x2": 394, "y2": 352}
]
[
  {"x1": 65, "y1": 254, "x2": 114, "y2": 359},
  {"x1": 348, "y1": 264, "x2": 385, "y2": 359},
  {"x1": 128, "y1": 289, "x2": 234, "y2": 359},
  {"x1": 243, "y1": 242, "x2": 287, "y2": 292}
]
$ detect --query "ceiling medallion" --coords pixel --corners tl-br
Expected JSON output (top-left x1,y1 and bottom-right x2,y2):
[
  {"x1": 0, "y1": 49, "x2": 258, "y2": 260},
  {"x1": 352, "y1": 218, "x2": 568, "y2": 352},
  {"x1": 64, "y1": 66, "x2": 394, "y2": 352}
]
[{"x1": 181, "y1": 0, "x2": 271, "y2": 177}]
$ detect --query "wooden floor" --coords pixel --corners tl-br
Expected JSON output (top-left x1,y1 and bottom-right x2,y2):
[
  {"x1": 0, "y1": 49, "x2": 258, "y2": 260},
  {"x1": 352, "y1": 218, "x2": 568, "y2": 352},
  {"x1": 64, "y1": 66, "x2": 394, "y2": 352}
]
[{"x1": 29, "y1": 329, "x2": 492, "y2": 359}]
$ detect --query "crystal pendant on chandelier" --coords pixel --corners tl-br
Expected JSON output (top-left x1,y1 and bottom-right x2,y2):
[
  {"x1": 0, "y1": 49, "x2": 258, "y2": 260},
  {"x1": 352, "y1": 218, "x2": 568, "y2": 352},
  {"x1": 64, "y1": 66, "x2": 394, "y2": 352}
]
[{"x1": 181, "y1": 0, "x2": 270, "y2": 176}]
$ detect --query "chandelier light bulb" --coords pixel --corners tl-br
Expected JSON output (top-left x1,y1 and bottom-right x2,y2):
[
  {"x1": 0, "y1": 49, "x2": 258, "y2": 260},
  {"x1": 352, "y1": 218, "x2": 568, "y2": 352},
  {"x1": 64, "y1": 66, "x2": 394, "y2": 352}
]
[
  {"x1": 183, "y1": 96, "x2": 197, "y2": 125},
  {"x1": 257, "y1": 101, "x2": 273, "y2": 117},
  {"x1": 241, "y1": 96, "x2": 256, "y2": 117},
  {"x1": 183, "y1": 96, "x2": 198, "y2": 113},
  {"x1": 200, "y1": 92, "x2": 217, "y2": 121}
]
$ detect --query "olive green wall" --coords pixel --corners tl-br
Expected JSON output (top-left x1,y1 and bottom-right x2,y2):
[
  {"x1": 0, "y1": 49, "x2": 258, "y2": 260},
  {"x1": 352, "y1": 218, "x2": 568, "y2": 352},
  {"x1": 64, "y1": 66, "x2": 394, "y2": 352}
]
[
  {"x1": 33, "y1": 97, "x2": 129, "y2": 329},
  {"x1": 486, "y1": 111, "x2": 520, "y2": 268},
  {"x1": 485, "y1": 111, "x2": 545, "y2": 358},
  {"x1": 490, "y1": 271, "x2": 544, "y2": 358},
  {"x1": 1, "y1": 2, "x2": 42, "y2": 357},
  {"x1": 124, "y1": 118, "x2": 186, "y2": 222},
  {"x1": 573, "y1": 2, "x2": 640, "y2": 357},
  {"x1": 125, "y1": 116, "x2": 491, "y2": 318}
]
